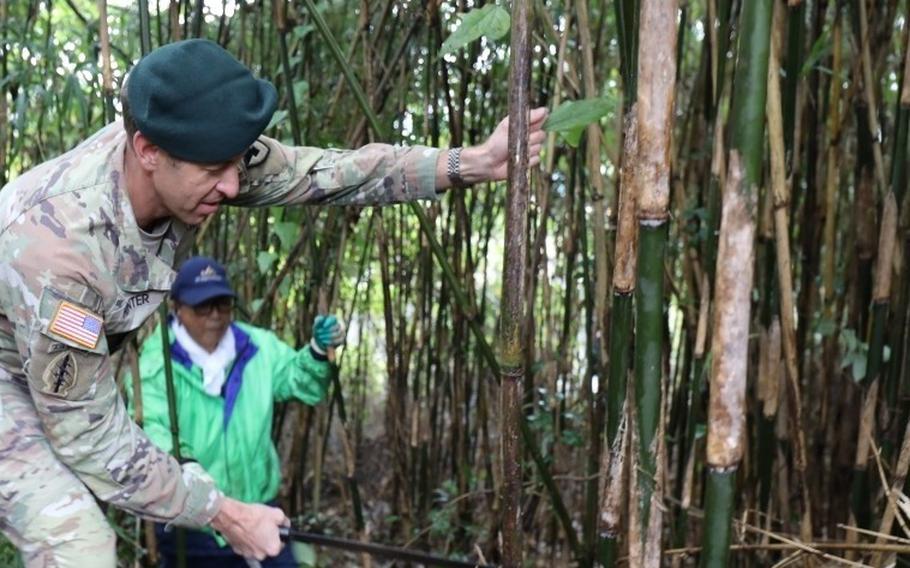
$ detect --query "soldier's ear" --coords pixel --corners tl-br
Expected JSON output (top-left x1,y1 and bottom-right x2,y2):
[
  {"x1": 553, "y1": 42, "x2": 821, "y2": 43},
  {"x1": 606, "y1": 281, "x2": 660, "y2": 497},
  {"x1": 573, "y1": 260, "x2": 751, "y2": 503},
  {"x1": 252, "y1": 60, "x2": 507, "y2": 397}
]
[{"x1": 132, "y1": 131, "x2": 162, "y2": 172}]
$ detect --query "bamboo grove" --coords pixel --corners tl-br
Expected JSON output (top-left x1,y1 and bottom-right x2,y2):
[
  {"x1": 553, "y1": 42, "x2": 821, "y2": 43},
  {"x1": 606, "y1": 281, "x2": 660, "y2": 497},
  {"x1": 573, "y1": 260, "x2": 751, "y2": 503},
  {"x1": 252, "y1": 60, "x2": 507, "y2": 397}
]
[{"x1": 6, "y1": 0, "x2": 910, "y2": 566}]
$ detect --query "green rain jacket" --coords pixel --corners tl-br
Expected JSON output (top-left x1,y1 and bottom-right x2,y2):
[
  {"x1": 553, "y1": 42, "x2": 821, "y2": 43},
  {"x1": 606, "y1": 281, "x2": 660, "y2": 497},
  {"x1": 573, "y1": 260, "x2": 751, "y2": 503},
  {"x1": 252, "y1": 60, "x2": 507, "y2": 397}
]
[{"x1": 127, "y1": 320, "x2": 330, "y2": 505}]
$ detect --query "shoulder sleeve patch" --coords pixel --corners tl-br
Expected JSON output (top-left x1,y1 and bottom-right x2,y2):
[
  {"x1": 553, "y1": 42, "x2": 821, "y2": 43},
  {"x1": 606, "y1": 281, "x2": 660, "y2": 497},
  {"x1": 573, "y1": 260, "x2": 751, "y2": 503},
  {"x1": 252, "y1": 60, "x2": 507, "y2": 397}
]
[
  {"x1": 48, "y1": 300, "x2": 103, "y2": 350},
  {"x1": 244, "y1": 139, "x2": 271, "y2": 168},
  {"x1": 41, "y1": 351, "x2": 79, "y2": 397}
]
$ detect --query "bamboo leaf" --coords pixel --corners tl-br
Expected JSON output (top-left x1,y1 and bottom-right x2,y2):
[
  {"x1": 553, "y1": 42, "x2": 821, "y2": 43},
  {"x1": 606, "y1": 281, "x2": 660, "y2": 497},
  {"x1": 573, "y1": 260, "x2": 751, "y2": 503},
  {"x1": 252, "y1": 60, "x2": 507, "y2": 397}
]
[
  {"x1": 293, "y1": 80, "x2": 309, "y2": 105},
  {"x1": 268, "y1": 109, "x2": 289, "y2": 130},
  {"x1": 293, "y1": 24, "x2": 314, "y2": 40},
  {"x1": 13, "y1": 88, "x2": 28, "y2": 134},
  {"x1": 273, "y1": 222, "x2": 299, "y2": 251},
  {"x1": 257, "y1": 251, "x2": 278, "y2": 274},
  {"x1": 439, "y1": 5, "x2": 511, "y2": 56},
  {"x1": 543, "y1": 97, "x2": 614, "y2": 147},
  {"x1": 800, "y1": 27, "x2": 830, "y2": 77},
  {"x1": 291, "y1": 542, "x2": 316, "y2": 567},
  {"x1": 249, "y1": 298, "x2": 265, "y2": 315}
]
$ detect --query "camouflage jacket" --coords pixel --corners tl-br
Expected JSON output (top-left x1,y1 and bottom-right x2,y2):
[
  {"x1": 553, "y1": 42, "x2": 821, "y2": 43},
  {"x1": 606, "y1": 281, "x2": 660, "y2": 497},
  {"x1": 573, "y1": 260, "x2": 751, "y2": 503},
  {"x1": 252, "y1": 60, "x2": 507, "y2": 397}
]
[{"x1": 0, "y1": 121, "x2": 439, "y2": 527}]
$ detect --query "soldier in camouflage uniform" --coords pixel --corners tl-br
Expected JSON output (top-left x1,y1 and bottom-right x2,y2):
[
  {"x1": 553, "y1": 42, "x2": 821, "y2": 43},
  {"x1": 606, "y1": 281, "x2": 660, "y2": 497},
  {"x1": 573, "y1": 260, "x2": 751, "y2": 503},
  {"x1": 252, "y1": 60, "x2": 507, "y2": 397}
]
[{"x1": 0, "y1": 39, "x2": 546, "y2": 567}]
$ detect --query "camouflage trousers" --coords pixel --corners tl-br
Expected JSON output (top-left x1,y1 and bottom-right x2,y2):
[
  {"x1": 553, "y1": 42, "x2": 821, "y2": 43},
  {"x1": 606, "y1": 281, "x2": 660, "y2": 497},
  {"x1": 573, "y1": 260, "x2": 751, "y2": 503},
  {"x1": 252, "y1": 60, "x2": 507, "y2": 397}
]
[{"x1": 0, "y1": 379, "x2": 116, "y2": 568}]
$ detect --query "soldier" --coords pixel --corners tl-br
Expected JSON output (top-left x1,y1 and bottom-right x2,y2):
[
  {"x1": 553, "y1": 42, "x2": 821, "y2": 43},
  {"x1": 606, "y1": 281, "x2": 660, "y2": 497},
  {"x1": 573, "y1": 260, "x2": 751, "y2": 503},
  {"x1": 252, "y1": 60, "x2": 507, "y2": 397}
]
[{"x1": 0, "y1": 38, "x2": 546, "y2": 567}]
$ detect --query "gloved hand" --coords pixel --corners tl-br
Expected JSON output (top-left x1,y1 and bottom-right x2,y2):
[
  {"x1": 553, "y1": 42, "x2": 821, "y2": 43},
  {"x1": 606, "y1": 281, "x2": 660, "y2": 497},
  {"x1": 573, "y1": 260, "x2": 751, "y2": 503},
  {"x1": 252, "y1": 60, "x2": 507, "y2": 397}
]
[{"x1": 310, "y1": 314, "x2": 345, "y2": 356}]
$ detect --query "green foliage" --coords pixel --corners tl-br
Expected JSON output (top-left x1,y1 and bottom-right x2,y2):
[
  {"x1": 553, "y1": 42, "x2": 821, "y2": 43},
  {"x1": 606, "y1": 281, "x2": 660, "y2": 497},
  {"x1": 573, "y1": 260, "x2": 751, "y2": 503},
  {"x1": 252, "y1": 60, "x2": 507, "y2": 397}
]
[
  {"x1": 801, "y1": 27, "x2": 831, "y2": 77},
  {"x1": 543, "y1": 97, "x2": 615, "y2": 147},
  {"x1": 291, "y1": 542, "x2": 317, "y2": 567},
  {"x1": 527, "y1": 387, "x2": 586, "y2": 457},
  {"x1": 273, "y1": 222, "x2": 300, "y2": 251},
  {"x1": 439, "y1": 5, "x2": 511, "y2": 57},
  {"x1": 257, "y1": 251, "x2": 278, "y2": 274},
  {"x1": 840, "y1": 328, "x2": 868, "y2": 382},
  {"x1": 268, "y1": 109, "x2": 289, "y2": 131},
  {"x1": 682, "y1": 205, "x2": 710, "y2": 244},
  {"x1": 0, "y1": 533, "x2": 22, "y2": 567}
]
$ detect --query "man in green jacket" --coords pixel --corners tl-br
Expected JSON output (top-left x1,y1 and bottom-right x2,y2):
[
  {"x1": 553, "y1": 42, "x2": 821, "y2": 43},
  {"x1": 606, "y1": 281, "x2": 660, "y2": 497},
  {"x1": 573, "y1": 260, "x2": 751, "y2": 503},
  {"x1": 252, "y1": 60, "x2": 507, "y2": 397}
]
[{"x1": 129, "y1": 256, "x2": 343, "y2": 567}]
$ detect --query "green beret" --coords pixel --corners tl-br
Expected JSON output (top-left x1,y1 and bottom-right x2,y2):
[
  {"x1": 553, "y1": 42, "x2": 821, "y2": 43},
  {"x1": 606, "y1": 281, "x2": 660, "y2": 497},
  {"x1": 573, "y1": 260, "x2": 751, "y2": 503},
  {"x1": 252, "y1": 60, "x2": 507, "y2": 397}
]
[{"x1": 127, "y1": 39, "x2": 278, "y2": 163}]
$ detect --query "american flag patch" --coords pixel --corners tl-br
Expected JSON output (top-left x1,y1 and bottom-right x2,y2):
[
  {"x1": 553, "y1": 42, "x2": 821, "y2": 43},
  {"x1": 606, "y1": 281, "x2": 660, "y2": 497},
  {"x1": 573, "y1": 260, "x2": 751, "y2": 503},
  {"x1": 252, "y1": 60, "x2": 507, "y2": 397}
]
[{"x1": 49, "y1": 301, "x2": 103, "y2": 350}]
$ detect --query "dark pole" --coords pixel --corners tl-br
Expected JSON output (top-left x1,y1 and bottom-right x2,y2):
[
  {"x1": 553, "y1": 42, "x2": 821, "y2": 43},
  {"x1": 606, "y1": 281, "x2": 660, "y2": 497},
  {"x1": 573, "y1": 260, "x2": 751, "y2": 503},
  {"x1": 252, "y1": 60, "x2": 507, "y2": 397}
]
[{"x1": 499, "y1": 0, "x2": 531, "y2": 563}]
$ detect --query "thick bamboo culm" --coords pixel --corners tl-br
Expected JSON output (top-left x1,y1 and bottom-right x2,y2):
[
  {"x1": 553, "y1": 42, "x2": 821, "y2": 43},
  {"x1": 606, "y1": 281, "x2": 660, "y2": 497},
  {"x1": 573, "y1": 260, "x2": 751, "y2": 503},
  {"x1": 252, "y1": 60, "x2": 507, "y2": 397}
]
[
  {"x1": 701, "y1": 0, "x2": 773, "y2": 566},
  {"x1": 630, "y1": 0, "x2": 677, "y2": 565}
]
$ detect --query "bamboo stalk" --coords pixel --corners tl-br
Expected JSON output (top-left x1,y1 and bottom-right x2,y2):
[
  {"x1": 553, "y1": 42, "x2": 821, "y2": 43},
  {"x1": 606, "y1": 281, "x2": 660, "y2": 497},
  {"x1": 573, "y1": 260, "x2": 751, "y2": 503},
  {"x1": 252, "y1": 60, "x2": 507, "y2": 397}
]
[
  {"x1": 820, "y1": 15, "x2": 842, "y2": 315},
  {"x1": 850, "y1": 0, "x2": 887, "y2": 193},
  {"x1": 631, "y1": 0, "x2": 677, "y2": 563},
  {"x1": 577, "y1": 0, "x2": 612, "y2": 374},
  {"x1": 0, "y1": 0, "x2": 7, "y2": 186},
  {"x1": 701, "y1": 1, "x2": 772, "y2": 564},
  {"x1": 886, "y1": 11, "x2": 910, "y2": 412},
  {"x1": 873, "y1": 416, "x2": 910, "y2": 566},
  {"x1": 157, "y1": 303, "x2": 186, "y2": 568},
  {"x1": 598, "y1": 108, "x2": 638, "y2": 566},
  {"x1": 169, "y1": 0, "x2": 180, "y2": 42},
  {"x1": 766, "y1": 0, "x2": 812, "y2": 545},
  {"x1": 128, "y1": 341, "x2": 159, "y2": 566},
  {"x1": 138, "y1": 0, "x2": 152, "y2": 55},
  {"x1": 613, "y1": 0, "x2": 639, "y2": 103},
  {"x1": 275, "y1": 0, "x2": 302, "y2": 146},
  {"x1": 701, "y1": 153, "x2": 753, "y2": 568},
  {"x1": 191, "y1": 0, "x2": 203, "y2": 38},
  {"x1": 96, "y1": 0, "x2": 115, "y2": 123},
  {"x1": 498, "y1": 0, "x2": 532, "y2": 562}
]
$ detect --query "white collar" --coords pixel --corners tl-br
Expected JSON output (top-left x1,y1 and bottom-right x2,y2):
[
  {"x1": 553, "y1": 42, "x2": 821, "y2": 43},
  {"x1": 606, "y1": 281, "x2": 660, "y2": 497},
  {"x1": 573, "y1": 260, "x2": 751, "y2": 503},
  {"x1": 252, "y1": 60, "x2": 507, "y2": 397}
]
[{"x1": 171, "y1": 319, "x2": 236, "y2": 396}]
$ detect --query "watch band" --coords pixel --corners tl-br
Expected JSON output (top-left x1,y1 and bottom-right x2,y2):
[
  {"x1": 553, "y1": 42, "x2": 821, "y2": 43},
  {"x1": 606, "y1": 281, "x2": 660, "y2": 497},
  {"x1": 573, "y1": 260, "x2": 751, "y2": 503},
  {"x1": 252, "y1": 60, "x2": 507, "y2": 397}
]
[{"x1": 447, "y1": 147, "x2": 466, "y2": 187}]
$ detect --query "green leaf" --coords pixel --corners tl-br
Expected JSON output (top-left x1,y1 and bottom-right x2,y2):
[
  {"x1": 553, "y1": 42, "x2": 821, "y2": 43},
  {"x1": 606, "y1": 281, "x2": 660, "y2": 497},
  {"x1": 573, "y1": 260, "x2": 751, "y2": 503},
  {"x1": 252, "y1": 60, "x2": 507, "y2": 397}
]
[
  {"x1": 815, "y1": 317, "x2": 837, "y2": 338},
  {"x1": 543, "y1": 98, "x2": 614, "y2": 148},
  {"x1": 257, "y1": 251, "x2": 277, "y2": 274},
  {"x1": 562, "y1": 429, "x2": 584, "y2": 447},
  {"x1": 562, "y1": 125, "x2": 586, "y2": 148},
  {"x1": 293, "y1": 80, "x2": 309, "y2": 104},
  {"x1": 273, "y1": 222, "x2": 300, "y2": 251},
  {"x1": 440, "y1": 5, "x2": 511, "y2": 57},
  {"x1": 801, "y1": 27, "x2": 830, "y2": 77},
  {"x1": 293, "y1": 24, "x2": 315, "y2": 40},
  {"x1": 249, "y1": 298, "x2": 265, "y2": 315},
  {"x1": 14, "y1": 88, "x2": 28, "y2": 133},
  {"x1": 291, "y1": 542, "x2": 317, "y2": 567},
  {"x1": 850, "y1": 355, "x2": 867, "y2": 382},
  {"x1": 267, "y1": 109, "x2": 288, "y2": 130}
]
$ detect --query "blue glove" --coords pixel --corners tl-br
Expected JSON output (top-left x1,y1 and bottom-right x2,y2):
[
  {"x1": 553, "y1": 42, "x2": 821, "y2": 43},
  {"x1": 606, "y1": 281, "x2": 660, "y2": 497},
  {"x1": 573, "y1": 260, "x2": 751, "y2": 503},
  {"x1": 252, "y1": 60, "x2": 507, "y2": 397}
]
[{"x1": 310, "y1": 314, "x2": 345, "y2": 356}]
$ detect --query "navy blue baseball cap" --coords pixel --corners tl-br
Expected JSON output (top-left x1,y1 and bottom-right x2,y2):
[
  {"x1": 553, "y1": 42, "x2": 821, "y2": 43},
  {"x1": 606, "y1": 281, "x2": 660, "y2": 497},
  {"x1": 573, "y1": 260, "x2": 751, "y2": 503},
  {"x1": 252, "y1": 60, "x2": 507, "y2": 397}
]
[{"x1": 171, "y1": 256, "x2": 236, "y2": 306}]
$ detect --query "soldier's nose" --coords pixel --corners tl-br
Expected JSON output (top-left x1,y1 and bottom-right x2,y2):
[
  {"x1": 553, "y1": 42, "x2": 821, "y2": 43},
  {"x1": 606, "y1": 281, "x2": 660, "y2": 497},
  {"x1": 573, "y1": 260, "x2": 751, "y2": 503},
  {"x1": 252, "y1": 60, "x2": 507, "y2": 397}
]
[{"x1": 217, "y1": 166, "x2": 240, "y2": 199}]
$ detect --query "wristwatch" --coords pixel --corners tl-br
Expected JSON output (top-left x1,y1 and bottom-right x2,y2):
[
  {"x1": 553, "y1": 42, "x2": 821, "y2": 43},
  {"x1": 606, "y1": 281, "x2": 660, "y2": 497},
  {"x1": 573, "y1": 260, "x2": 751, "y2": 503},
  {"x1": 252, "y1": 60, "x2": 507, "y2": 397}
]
[{"x1": 447, "y1": 147, "x2": 466, "y2": 187}]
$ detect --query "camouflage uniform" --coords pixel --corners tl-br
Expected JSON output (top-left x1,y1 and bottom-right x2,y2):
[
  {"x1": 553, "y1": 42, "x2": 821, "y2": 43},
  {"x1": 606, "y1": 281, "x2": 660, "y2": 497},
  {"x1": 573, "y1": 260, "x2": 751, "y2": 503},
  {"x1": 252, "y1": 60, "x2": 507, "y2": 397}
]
[{"x1": 0, "y1": 121, "x2": 439, "y2": 567}]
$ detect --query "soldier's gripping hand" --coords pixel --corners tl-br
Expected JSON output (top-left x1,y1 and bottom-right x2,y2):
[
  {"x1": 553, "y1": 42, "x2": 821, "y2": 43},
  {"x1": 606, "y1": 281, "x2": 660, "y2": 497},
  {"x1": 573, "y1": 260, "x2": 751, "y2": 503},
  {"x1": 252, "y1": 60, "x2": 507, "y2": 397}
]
[
  {"x1": 210, "y1": 498, "x2": 290, "y2": 560},
  {"x1": 440, "y1": 107, "x2": 548, "y2": 188}
]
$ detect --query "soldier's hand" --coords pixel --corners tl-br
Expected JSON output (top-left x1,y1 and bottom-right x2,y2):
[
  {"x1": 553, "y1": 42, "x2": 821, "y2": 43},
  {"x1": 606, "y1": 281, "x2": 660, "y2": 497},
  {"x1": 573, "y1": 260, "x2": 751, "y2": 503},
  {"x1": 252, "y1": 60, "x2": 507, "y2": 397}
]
[
  {"x1": 210, "y1": 498, "x2": 290, "y2": 560},
  {"x1": 462, "y1": 107, "x2": 548, "y2": 184}
]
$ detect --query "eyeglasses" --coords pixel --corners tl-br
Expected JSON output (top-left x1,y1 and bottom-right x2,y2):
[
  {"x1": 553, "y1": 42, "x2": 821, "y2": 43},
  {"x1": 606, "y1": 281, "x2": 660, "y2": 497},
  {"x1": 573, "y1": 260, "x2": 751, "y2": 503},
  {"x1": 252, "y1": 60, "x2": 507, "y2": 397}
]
[{"x1": 191, "y1": 297, "x2": 234, "y2": 316}]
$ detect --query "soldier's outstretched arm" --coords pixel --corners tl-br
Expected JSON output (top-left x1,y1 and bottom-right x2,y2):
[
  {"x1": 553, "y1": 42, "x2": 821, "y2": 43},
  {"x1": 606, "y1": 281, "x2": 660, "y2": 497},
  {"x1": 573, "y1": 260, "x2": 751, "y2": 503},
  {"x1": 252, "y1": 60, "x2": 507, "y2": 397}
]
[
  {"x1": 227, "y1": 107, "x2": 548, "y2": 208},
  {"x1": 0, "y1": 220, "x2": 222, "y2": 529}
]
